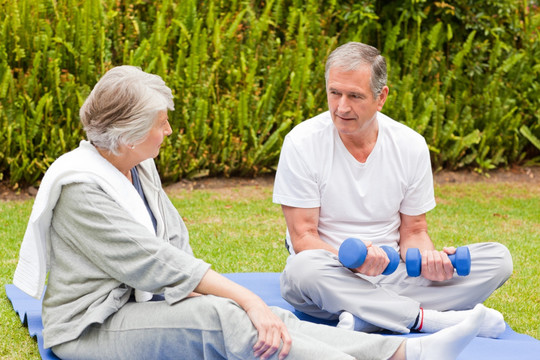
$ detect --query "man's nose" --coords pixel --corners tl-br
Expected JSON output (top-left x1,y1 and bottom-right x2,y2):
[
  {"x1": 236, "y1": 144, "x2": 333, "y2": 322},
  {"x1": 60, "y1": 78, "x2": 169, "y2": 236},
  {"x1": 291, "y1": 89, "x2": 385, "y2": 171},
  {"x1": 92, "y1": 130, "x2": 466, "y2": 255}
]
[{"x1": 337, "y1": 96, "x2": 351, "y2": 113}]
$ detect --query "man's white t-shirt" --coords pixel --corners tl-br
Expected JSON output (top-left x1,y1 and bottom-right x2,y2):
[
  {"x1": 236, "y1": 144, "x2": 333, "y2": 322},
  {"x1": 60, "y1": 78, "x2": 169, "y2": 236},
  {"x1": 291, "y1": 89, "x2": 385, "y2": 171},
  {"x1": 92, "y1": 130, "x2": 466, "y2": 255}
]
[{"x1": 273, "y1": 111, "x2": 436, "y2": 254}]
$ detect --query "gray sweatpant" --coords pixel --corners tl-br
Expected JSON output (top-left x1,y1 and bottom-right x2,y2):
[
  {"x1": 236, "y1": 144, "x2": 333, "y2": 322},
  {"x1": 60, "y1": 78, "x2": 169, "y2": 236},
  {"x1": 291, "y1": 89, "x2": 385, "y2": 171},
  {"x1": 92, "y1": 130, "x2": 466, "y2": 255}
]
[
  {"x1": 52, "y1": 294, "x2": 403, "y2": 360},
  {"x1": 280, "y1": 242, "x2": 513, "y2": 334}
]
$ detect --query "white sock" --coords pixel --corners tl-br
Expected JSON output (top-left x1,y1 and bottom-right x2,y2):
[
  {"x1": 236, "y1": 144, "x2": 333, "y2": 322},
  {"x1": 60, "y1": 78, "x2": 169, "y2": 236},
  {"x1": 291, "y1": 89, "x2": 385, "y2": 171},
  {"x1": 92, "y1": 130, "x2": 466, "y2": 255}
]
[
  {"x1": 337, "y1": 311, "x2": 356, "y2": 331},
  {"x1": 406, "y1": 304, "x2": 486, "y2": 360},
  {"x1": 337, "y1": 311, "x2": 382, "y2": 332},
  {"x1": 420, "y1": 305, "x2": 505, "y2": 338}
]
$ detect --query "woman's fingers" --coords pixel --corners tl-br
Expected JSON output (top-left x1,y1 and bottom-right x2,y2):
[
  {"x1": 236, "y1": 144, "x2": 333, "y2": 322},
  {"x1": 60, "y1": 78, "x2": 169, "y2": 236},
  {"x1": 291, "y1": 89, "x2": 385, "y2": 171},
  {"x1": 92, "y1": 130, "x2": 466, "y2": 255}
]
[
  {"x1": 253, "y1": 325, "x2": 290, "y2": 360},
  {"x1": 249, "y1": 305, "x2": 292, "y2": 359},
  {"x1": 278, "y1": 327, "x2": 292, "y2": 360},
  {"x1": 258, "y1": 326, "x2": 282, "y2": 359}
]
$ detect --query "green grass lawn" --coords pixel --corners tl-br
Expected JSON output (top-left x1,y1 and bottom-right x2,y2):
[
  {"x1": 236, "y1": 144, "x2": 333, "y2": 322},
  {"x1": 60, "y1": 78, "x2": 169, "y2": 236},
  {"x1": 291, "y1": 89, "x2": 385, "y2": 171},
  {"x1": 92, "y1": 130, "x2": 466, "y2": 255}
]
[{"x1": 1, "y1": 180, "x2": 538, "y2": 359}]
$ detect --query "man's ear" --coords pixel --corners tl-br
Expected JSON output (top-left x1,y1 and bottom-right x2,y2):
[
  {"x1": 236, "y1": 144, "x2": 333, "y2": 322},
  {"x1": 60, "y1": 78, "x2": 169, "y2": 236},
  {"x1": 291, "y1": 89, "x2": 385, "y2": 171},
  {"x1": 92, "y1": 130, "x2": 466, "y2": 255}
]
[{"x1": 377, "y1": 86, "x2": 389, "y2": 111}]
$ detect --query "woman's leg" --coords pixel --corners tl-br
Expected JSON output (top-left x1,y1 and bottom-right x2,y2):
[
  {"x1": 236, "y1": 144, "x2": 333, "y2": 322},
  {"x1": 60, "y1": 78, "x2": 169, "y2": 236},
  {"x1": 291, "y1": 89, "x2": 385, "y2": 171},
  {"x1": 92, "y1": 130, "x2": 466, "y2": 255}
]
[
  {"x1": 272, "y1": 303, "x2": 486, "y2": 360},
  {"x1": 52, "y1": 294, "x2": 485, "y2": 360},
  {"x1": 274, "y1": 306, "x2": 403, "y2": 360},
  {"x1": 52, "y1": 295, "x2": 399, "y2": 360},
  {"x1": 53, "y1": 296, "x2": 240, "y2": 360}
]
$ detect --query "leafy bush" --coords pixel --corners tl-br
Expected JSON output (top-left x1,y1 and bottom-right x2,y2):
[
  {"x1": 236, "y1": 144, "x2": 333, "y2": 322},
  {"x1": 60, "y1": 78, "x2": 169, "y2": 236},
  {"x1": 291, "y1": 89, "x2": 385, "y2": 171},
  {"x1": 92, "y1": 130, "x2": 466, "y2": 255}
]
[
  {"x1": 0, "y1": 0, "x2": 538, "y2": 185},
  {"x1": 373, "y1": 0, "x2": 540, "y2": 171}
]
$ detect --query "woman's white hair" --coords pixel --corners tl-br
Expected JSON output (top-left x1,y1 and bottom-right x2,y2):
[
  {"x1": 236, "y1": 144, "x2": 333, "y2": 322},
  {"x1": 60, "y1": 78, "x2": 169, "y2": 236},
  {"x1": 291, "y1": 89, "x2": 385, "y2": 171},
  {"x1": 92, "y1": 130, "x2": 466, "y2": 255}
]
[
  {"x1": 325, "y1": 42, "x2": 387, "y2": 98},
  {"x1": 79, "y1": 65, "x2": 174, "y2": 154}
]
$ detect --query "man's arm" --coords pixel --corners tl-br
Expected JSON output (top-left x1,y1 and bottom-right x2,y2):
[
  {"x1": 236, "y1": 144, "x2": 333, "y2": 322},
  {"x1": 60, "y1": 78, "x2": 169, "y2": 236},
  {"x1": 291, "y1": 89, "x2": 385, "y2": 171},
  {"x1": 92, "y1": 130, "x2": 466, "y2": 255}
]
[
  {"x1": 281, "y1": 205, "x2": 335, "y2": 254},
  {"x1": 399, "y1": 213, "x2": 455, "y2": 281},
  {"x1": 282, "y1": 205, "x2": 391, "y2": 276}
]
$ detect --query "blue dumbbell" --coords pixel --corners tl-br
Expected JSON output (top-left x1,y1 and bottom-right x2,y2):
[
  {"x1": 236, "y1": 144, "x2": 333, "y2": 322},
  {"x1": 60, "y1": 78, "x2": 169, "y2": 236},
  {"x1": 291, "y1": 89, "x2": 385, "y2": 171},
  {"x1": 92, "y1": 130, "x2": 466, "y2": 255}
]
[
  {"x1": 338, "y1": 237, "x2": 400, "y2": 275},
  {"x1": 406, "y1": 247, "x2": 471, "y2": 277}
]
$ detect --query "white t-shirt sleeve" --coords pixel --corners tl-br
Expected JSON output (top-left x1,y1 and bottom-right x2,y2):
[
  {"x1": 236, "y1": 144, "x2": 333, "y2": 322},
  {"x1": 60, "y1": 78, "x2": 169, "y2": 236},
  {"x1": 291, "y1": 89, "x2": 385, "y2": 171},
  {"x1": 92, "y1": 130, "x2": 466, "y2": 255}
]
[
  {"x1": 273, "y1": 135, "x2": 320, "y2": 208},
  {"x1": 399, "y1": 139, "x2": 436, "y2": 216}
]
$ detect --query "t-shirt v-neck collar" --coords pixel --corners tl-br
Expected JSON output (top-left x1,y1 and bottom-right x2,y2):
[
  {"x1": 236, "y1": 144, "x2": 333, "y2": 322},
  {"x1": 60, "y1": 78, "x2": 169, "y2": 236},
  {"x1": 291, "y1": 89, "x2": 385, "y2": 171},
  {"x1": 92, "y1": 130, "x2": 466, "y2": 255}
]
[{"x1": 333, "y1": 119, "x2": 382, "y2": 168}]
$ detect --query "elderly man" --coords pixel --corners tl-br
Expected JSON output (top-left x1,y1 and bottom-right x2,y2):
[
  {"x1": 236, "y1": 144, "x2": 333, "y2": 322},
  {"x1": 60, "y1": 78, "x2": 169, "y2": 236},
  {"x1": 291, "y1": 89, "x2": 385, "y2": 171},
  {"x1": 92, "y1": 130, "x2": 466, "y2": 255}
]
[{"x1": 273, "y1": 42, "x2": 512, "y2": 337}]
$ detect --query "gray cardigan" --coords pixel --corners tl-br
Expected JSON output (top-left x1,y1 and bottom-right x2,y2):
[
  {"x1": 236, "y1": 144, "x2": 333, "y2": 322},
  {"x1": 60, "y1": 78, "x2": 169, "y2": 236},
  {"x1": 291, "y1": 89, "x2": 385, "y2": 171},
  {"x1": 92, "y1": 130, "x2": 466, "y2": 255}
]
[{"x1": 42, "y1": 160, "x2": 210, "y2": 349}]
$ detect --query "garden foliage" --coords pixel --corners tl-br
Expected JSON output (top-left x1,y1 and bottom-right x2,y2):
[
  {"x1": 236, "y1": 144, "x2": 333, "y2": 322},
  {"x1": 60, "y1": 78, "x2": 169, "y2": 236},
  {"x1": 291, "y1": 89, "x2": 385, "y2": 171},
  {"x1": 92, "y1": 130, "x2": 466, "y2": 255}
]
[{"x1": 0, "y1": 0, "x2": 538, "y2": 185}]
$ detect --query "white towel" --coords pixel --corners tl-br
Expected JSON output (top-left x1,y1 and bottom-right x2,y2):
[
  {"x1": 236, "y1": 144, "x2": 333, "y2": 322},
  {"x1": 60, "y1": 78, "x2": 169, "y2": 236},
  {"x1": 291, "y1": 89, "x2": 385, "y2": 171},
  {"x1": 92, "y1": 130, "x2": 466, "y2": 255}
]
[{"x1": 13, "y1": 140, "x2": 154, "y2": 302}]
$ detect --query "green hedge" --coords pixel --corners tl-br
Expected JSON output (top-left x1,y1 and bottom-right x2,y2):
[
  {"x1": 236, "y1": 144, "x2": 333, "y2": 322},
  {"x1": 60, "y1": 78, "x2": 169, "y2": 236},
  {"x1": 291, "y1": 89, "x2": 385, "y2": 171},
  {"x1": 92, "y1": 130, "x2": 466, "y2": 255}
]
[{"x1": 0, "y1": 0, "x2": 538, "y2": 185}]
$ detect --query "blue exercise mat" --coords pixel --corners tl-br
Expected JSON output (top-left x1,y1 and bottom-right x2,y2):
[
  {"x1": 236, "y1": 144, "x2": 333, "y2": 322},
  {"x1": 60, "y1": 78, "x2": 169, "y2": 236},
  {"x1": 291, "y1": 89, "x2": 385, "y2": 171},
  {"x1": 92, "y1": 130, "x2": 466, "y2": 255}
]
[
  {"x1": 5, "y1": 284, "x2": 60, "y2": 360},
  {"x1": 6, "y1": 273, "x2": 540, "y2": 360}
]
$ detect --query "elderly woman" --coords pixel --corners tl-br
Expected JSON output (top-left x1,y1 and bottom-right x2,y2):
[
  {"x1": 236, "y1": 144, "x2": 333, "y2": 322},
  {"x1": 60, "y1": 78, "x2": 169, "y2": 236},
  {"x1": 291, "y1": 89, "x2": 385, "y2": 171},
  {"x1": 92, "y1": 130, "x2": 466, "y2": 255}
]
[{"x1": 14, "y1": 66, "x2": 485, "y2": 360}]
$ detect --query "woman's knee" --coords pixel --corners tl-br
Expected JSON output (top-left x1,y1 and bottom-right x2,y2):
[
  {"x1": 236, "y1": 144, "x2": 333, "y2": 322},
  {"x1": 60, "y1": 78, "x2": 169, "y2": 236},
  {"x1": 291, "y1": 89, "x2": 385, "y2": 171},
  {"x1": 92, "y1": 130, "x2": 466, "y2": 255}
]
[{"x1": 52, "y1": 297, "x2": 247, "y2": 360}]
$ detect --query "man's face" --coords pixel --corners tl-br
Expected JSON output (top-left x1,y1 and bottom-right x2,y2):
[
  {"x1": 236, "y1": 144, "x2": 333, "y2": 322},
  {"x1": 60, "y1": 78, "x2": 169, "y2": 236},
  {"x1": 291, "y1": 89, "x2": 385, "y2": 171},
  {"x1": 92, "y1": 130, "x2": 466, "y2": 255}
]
[{"x1": 326, "y1": 65, "x2": 388, "y2": 137}]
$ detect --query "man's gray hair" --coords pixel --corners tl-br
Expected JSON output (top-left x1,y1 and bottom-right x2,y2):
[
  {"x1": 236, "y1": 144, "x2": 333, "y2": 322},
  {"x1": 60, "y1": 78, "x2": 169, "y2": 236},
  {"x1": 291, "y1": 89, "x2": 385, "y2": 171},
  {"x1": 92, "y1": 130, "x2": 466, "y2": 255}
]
[
  {"x1": 325, "y1": 42, "x2": 387, "y2": 98},
  {"x1": 80, "y1": 65, "x2": 174, "y2": 154}
]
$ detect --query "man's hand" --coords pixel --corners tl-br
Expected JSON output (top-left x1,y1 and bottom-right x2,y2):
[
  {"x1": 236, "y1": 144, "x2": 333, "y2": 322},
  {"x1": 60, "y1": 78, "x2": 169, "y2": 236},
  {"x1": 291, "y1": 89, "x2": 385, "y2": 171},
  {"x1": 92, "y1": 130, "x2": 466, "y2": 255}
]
[
  {"x1": 354, "y1": 241, "x2": 391, "y2": 276},
  {"x1": 420, "y1": 247, "x2": 456, "y2": 281}
]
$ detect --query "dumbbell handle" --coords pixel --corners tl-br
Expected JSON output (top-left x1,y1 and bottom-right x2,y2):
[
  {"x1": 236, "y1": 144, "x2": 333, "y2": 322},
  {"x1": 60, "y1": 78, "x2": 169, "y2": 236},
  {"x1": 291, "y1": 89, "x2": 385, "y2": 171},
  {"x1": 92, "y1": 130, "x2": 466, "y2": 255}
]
[
  {"x1": 406, "y1": 247, "x2": 471, "y2": 277},
  {"x1": 447, "y1": 253, "x2": 461, "y2": 268},
  {"x1": 338, "y1": 238, "x2": 400, "y2": 275}
]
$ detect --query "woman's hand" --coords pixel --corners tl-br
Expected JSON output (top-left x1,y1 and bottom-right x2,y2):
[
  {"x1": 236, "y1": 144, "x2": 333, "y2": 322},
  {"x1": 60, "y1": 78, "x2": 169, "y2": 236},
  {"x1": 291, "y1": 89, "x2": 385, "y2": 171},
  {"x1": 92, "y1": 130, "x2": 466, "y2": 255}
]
[
  {"x1": 244, "y1": 299, "x2": 292, "y2": 360},
  {"x1": 194, "y1": 269, "x2": 292, "y2": 359}
]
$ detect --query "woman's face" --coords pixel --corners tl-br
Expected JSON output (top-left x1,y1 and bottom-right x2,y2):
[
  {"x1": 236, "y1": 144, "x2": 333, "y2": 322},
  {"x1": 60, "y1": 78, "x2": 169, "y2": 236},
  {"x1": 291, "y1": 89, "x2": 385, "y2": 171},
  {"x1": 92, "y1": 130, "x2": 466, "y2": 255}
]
[{"x1": 133, "y1": 110, "x2": 172, "y2": 160}]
